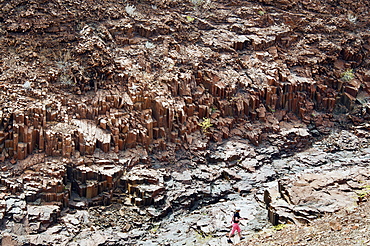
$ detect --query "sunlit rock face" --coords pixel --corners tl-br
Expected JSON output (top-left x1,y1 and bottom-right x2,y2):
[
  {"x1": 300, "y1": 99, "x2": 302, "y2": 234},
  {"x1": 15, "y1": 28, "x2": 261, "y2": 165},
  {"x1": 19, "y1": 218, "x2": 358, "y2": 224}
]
[{"x1": 0, "y1": 0, "x2": 370, "y2": 245}]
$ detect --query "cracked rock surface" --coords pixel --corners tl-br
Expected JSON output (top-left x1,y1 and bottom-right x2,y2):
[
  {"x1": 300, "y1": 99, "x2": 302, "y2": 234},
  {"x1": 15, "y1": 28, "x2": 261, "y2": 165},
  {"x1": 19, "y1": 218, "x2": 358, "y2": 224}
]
[{"x1": 0, "y1": 0, "x2": 370, "y2": 245}]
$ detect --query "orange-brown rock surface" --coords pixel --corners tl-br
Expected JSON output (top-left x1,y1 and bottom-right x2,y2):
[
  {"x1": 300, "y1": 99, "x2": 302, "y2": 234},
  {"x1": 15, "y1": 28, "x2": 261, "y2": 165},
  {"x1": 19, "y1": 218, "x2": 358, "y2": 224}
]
[
  {"x1": 0, "y1": 0, "x2": 370, "y2": 245},
  {"x1": 1, "y1": 0, "x2": 369, "y2": 162}
]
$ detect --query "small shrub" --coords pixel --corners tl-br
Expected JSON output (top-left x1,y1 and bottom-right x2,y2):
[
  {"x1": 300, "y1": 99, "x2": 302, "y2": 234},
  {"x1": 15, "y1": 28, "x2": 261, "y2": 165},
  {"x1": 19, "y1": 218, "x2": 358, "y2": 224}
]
[
  {"x1": 195, "y1": 228, "x2": 213, "y2": 244},
  {"x1": 272, "y1": 224, "x2": 286, "y2": 231},
  {"x1": 357, "y1": 185, "x2": 370, "y2": 199},
  {"x1": 198, "y1": 117, "x2": 213, "y2": 132},
  {"x1": 186, "y1": 16, "x2": 195, "y2": 22},
  {"x1": 267, "y1": 105, "x2": 275, "y2": 113},
  {"x1": 150, "y1": 224, "x2": 160, "y2": 233},
  {"x1": 341, "y1": 69, "x2": 355, "y2": 82}
]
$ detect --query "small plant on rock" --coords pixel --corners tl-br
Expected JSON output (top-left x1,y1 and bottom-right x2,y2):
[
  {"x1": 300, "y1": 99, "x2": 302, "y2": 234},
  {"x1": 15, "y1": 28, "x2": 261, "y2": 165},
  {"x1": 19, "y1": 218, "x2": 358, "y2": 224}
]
[
  {"x1": 186, "y1": 16, "x2": 195, "y2": 22},
  {"x1": 150, "y1": 224, "x2": 160, "y2": 234},
  {"x1": 272, "y1": 224, "x2": 287, "y2": 231},
  {"x1": 195, "y1": 228, "x2": 213, "y2": 244},
  {"x1": 198, "y1": 117, "x2": 213, "y2": 133},
  {"x1": 341, "y1": 69, "x2": 355, "y2": 82},
  {"x1": 357, "y1": 185, "x2": 370, "y2": 201},
  {"x1": 267, "y1": 105, "x2": 275, "y2": 113},
  {"x1": 210, "y1": 106, "x2": 218, "y2": 113}
]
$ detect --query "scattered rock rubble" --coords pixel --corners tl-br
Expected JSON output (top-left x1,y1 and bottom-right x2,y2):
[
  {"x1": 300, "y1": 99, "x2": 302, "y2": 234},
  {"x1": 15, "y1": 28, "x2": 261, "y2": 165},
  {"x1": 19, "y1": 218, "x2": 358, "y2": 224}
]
[{"x1": 1, "y1": 128, "x2": 369, "y2": 245}]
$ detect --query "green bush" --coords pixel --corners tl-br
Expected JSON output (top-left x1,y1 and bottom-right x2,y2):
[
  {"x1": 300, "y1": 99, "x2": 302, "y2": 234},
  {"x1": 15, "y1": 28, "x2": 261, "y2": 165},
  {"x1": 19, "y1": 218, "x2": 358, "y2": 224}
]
[
  {"x1": 341, "y1": 69, "x2": 355, "y2": 82},
  {"x1": 198, "y1": 117, "x2": 213, "y2": 132}
]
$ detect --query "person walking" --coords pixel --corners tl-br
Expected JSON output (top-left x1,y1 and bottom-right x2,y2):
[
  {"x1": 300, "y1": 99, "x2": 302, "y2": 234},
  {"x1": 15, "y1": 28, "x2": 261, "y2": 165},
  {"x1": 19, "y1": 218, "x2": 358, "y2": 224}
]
[{"x1": 227, "y1": 208, "x2": 245, "y2": 244}]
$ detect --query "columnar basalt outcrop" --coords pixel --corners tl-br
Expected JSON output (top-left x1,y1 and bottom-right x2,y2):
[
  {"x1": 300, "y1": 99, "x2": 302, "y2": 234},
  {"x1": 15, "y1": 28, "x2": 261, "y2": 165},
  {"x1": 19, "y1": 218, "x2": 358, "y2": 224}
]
[
  {"x1": 120, "y1": 165, "x2": 165, "y2": 207},
  {"x1": 0, "y1": 0, "x2": 370, "y2": 244},
  {"x1": 1, "y1": 0, "x2": 369, "y2": 163}
]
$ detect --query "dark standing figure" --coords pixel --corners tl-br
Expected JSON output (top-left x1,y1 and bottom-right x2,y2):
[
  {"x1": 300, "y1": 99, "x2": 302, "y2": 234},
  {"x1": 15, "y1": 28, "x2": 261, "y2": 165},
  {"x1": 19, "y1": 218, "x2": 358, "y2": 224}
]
[{"x1": 227, "y1": 208, "x2": 245, "y2": 244}]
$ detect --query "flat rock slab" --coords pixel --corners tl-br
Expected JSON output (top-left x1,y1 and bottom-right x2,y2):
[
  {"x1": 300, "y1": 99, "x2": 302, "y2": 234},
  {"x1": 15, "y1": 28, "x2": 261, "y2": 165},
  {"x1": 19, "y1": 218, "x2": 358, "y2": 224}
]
[{"x1": 266, "y1": 165, "x2": 370, "y2": 224}]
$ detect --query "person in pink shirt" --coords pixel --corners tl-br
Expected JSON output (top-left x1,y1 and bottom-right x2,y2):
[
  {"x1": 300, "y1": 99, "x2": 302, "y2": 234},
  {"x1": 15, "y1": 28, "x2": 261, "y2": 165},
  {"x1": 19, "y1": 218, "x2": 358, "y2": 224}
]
[{"x1": 227, "y1": 208, "x2": 246, "y2": 243}]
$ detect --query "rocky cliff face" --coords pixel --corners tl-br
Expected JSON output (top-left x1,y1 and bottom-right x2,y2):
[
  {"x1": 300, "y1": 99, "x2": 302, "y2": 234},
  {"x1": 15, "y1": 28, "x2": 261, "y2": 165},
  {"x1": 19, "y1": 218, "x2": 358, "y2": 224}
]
[{"x1": 0, "y1": 0, "x2": 370, "y2": 245}]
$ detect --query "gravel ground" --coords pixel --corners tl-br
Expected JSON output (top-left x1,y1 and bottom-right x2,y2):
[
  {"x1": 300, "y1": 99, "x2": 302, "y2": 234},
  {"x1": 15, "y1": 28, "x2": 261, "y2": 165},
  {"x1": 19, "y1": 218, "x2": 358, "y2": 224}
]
[{"x1": 243, "y1": 199, "x2": 370, "y2": 246}]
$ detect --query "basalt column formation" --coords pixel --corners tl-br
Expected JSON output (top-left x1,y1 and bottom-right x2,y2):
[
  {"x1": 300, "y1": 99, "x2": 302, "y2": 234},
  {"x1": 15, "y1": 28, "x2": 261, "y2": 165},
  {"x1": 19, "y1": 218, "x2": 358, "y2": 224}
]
[{"x1": 0, "y1": 0, "x2": 370, "y2": 237}]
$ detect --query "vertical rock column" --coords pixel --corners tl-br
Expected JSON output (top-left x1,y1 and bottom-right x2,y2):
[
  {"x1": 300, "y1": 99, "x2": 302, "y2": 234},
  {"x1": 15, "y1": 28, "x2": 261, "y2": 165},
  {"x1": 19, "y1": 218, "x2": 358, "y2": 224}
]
[
  {"x1": 0, "y1": 131, "x2": 7, "y2": 161},
  {"x1": 1, "y1": 103, "x2": 48, "y2": 161},
  {"x1": 71, "y1": 162, "x2": 122, "y2": 205}
]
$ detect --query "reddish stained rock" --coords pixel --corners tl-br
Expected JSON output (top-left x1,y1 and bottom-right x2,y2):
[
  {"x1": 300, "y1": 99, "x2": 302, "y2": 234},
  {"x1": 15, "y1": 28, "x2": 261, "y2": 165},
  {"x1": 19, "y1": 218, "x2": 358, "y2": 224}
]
[{"x1": 0, "y1": 0, "x2": 370, "y2": 244}]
